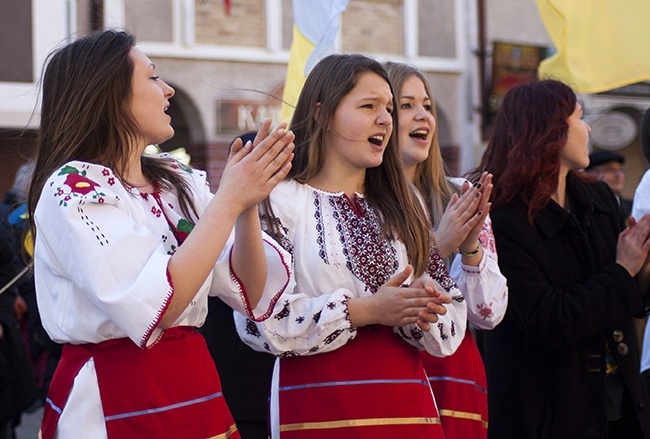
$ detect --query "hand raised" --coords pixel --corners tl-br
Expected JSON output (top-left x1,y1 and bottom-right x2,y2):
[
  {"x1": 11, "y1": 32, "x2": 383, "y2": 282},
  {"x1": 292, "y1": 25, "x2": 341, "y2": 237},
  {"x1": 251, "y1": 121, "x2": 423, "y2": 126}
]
[
  {"x1": 616, "y1": 214, "x2": 650, "y2": 276},
  {"x1": 459, "y1": 172, "x2": 493, "y2": 254},
  {"x1": 217, "y1": 119, "x2": 294, "y2": 212},
  {"x1": 434, "y1": 183, "x2": 482, "y2": 257}
]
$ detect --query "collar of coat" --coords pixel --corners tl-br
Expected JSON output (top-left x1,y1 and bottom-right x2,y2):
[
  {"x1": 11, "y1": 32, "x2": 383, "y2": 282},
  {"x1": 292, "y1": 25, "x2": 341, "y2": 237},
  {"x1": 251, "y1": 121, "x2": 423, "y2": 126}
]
[{"x1": 534, "y1": 173, "x2": 614, "y2": 237}]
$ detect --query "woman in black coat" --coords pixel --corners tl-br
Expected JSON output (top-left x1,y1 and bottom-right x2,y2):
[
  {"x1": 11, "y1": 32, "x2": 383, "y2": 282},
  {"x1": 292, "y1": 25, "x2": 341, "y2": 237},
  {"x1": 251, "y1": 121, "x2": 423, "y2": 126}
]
[{"x1": 471, "y1": 80, "x2": 650, "y2": 438}]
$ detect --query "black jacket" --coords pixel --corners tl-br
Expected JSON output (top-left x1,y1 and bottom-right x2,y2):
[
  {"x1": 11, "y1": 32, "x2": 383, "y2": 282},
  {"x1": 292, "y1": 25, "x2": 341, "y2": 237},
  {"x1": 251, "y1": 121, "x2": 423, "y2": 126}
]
[{"x1": 486, "y1": 175, "x2": 650, "y2": 438}]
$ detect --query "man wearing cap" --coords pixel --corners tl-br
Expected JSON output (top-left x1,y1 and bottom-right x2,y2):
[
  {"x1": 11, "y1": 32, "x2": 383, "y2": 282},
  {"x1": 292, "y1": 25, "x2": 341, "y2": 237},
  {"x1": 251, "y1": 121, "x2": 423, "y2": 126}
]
[{"x1": 585, "y1": 150, "x2": 632, "y2": 220}]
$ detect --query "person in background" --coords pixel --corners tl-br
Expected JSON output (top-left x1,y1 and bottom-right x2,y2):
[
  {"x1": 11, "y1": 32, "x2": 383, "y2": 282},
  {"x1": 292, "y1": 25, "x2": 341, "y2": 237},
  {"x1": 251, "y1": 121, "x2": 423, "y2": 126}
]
[
  {"x1": 633, "y1": 107, "x2": 650, "y2": 399},
  {"x1": 384, "y1": 61, "x2": 508, "y2": 439},
  {"x1": 236, "y1": 53, "x2": 467, "y2": 438},
  {"x1": 585, "y1": 150, "x2": 632, "y2": 220},
  {"x1": 201, "y1": 131, "x2": 276, "y2": 439},
  {"x1": 0, "y1": 161, "x2": 60, "y2": 409},
  {"x1": 29, "y1": 30, "x2": 294, "y2": 438},
  {"x1": 0, "y1": 171, "x2": 38, "y2": 439},
  {"x1": 471, "y1": 80, "x2": 650, "y2": 438}
]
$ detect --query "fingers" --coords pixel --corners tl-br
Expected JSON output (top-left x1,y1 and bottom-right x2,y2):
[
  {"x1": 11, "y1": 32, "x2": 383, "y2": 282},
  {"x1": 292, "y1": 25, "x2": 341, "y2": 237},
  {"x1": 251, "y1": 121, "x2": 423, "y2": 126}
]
[
  {"x1": 252, "y1": 119, "x2": 275, "y2": 147},
  {"x1": 266, "y1": 155, "x2": 294, "y2": 186},
  {"x1": 227, "y1": 138, "x2": 244, "y2": 161},
  {"x1": 446, "y1": 192, "x2": 459, "y2": 209},
  {"x1": 385, "y1": 265, "x2": 414, "y2": 287},
  {"x1": 249, "y1": 124, "x2": 294, "y2": 163}
]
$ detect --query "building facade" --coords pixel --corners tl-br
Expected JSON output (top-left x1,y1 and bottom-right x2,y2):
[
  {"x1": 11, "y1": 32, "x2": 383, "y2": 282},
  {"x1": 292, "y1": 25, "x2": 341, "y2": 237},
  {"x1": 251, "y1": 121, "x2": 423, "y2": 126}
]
[
  {"x1": 1, "y1": 0, "x2": 484, "y2": 194},
  {"x1": 3, "y1": 0, "x2": 645, "y2": 198}
]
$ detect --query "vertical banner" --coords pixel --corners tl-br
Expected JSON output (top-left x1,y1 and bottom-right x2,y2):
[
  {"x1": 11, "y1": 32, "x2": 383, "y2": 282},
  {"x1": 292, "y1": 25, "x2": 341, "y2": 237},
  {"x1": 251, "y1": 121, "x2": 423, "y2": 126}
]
[{"x1": 280, "y1": 0, "x2": 350, "y2": 123}]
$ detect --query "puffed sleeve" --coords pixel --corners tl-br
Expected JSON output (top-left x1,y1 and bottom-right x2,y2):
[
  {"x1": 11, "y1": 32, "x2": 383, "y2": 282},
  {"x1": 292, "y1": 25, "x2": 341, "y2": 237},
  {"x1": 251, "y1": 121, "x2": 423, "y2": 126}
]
[
  {"x1": 34, "y1": 162, "x2": 175, "y2": 348},
  {"x1": 234, "y1": 181, "x2": 358, "y2": 356},
  {"x1": 182, "y1": 164, "x2": 292, "y2": 321},
  {"x1": 450, "y1": 215, "x2": 508, "y2": 329}
]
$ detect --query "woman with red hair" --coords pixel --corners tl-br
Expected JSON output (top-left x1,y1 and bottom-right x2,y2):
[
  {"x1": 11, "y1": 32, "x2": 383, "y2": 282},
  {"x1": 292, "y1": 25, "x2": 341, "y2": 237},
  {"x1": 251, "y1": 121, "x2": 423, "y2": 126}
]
[{"x1": 472, "y1": 80, "x2": 650, "y2": 438}]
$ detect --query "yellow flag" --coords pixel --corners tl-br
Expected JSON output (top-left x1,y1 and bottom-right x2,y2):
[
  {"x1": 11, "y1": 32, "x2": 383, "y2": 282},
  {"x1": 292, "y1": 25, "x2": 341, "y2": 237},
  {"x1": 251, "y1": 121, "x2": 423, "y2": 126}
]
[
  {"x1": 536, "y1": 0, "x2": 650, "y2": 93},
  {"x1": 280, "y1": 0, "x2": 349, "y2": 123}
]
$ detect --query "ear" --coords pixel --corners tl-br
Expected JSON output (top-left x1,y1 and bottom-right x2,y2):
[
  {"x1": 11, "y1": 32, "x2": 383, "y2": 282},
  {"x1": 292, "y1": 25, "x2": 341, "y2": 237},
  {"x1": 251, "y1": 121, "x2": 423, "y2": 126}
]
[{"x1": 313, "y1": 102, "x2": 321, "y2": 122}]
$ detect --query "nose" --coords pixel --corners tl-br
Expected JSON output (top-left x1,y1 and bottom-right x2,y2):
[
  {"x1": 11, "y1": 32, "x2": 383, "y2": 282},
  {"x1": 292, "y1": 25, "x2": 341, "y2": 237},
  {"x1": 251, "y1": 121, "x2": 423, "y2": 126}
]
[
  {"x1": 163, "y1": 81, "x2": 175, "y2": 98},
  {"x1": 378, "y1": 108, "x2": 392, "y2": 127},
  {"x1": 415, "y1": 105, "x2": 428, "y2": 120}
]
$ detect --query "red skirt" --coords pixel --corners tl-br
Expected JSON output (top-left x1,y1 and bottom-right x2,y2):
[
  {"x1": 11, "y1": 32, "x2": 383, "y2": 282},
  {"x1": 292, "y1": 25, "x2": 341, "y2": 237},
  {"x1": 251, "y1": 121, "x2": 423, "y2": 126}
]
[
  {"x1": 41, "y1": 327, "x2": 239, "y2": 439},
  {"x1": 277, "y1": 325, "x2": 445, "y2": 438},
  {"x1": 420, "y1": 331, "x2": 488, "y2": 439}
]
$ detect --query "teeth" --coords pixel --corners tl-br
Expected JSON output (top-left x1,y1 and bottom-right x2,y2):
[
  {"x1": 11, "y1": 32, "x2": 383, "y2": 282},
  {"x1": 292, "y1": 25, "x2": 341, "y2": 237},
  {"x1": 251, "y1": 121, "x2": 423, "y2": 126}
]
[
  {"x1": 410, "y1": 130, "x2": 428, "y2": 140},
  {"x1": 369, "y1": 135, "x2": 384, "y2": 146}
]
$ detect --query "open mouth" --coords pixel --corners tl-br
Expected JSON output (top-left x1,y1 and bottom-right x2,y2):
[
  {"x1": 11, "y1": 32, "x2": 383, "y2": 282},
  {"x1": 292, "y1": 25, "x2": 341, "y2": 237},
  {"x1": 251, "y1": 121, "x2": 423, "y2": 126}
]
[
  {"x1": 409, "y1": 129, "x2": 429, "y2": 141},
  {"x1": 368, "y1": 135, "x2": 384, "y2": 146}
]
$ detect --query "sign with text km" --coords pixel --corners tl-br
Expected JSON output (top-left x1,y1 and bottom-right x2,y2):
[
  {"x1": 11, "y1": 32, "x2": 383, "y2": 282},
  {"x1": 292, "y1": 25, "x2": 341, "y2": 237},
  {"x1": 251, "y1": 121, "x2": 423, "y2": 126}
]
[{"x1": 218, "y1": 100, "x2": 282, "y2": 136}]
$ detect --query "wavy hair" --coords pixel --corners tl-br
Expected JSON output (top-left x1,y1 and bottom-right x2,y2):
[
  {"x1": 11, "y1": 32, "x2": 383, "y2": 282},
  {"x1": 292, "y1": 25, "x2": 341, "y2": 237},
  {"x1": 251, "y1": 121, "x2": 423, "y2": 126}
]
[{"x1": 469, "y1": 80, "x2": 578, "y2": 223}]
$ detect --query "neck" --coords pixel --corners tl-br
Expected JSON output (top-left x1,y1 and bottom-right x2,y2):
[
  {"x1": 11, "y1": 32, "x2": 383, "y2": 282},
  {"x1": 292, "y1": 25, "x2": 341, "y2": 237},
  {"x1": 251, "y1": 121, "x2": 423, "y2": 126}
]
[
  {"x1": 308, "y1": 163, "x2": 366, "y2": 197},
  {"x1": 404, "y1": 164, "x2": 416, "y2": 183},
  {"x1": 122, "y1": 150, "x2": 153, "y2": 190},
  {"x1": 551, "y1": 168, "x2": 569, "y2": 208}
]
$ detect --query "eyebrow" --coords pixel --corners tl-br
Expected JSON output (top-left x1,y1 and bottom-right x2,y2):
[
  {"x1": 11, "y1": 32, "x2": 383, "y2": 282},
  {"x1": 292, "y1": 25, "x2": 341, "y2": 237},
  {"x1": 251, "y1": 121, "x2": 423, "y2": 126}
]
[
  {"x1": 400, "y1": 95, "x2": 431, "y2": 101},
  {"x1": 359, "y1": 96, "x2": 393, "y2": 104}
]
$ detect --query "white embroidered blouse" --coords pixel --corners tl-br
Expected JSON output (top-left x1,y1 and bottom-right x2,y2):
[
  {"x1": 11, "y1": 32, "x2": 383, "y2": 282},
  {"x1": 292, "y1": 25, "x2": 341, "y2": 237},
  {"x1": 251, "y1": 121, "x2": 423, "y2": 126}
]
[
  {"x1": 34, "y1": 156, "x2": 290, "y2": 349},
  {"x1": 236, "y1": 179, "x2": 468, "y2": 358}
]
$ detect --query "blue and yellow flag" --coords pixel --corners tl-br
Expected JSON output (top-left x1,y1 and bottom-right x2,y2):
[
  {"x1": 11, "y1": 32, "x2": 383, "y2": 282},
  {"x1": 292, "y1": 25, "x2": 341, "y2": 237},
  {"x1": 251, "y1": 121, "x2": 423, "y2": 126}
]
[
  {"x1": 536, "y1": 0, "x2": 650, "y2": 93},
  {"x1": 281, "y1": 0, "x2": 350, "y2": 123}
]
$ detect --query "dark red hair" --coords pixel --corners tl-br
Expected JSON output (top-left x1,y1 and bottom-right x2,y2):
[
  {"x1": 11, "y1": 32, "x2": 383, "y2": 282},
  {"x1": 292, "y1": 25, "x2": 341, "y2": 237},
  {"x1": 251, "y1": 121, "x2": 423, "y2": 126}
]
[{"x1": 470, "y1": 80, "x2": 577, "y2": 223}]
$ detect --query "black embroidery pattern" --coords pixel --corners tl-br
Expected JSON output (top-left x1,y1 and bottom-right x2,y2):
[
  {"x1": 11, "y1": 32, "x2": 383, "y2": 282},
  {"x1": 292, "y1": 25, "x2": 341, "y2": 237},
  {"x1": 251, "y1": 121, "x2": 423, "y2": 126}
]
[
  {"x1": 315, "y1": 194, "x2": 398, "y2": 294},
  {"x1": 312, "y1": 311, "x2": 322, "y2": 323},
  {"x1": 79, "y1": 207, "x2": 109, "y2": 246},
  {"x1": 274, "y1": 300, "x2": 291, "y2": 320},
  {"x1": 313, "y1": 195, "x2": 329, "y2": 264},
  {"x1": 280, "y1": 351, "x2": 300, "y2": 358},
  {"x1": 426, "y1": 244, "x2": 458, "y2": 293},
  {"x1": 295, "y1": 316, "x2": 305, "y2": 324},
  {"x1": 437, "y1": 322, "x2": 448, "y2": 341},
  {"x1": 245, "y1": 319, "x2": 261, "y2": 338},
  {"x1": 323, "y1": 328, "x2": 345, "y2": 345},
  {"x1": 410, "y1": 326, "x2": 424, "y2": 341}
]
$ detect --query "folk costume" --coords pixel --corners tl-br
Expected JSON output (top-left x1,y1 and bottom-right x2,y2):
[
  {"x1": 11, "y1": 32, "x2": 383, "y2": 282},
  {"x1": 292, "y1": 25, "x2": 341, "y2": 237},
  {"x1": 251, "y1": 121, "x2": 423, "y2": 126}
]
[
  {"x1": 486, "y1": 175, "x2": 650, "y2": 438},
  {"x1": 420, "y1": 213, "x2": 508, "y2": 439},
  {"x1": 34, "y1": 157, "x2": 290, "y2": 439},
  {"x1": 236, "y1": 179, "x2": 467, "y2": 438}
]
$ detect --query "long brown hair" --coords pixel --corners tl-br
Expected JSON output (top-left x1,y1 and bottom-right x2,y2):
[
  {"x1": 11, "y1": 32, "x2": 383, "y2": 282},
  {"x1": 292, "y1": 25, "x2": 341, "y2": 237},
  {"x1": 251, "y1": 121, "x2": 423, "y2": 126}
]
[
  {"x1": 383, "y1": 62, "x2": 460, "y2": 229},
  {"x1": 468, "y1": 79, "x2": 578, "y2": 223},
  {"x1": 266, "y1": 53, "x2": 432, "y2": 275},
  {"x1": 29, "y1": 30, "x2": 198, "y2": 240}
]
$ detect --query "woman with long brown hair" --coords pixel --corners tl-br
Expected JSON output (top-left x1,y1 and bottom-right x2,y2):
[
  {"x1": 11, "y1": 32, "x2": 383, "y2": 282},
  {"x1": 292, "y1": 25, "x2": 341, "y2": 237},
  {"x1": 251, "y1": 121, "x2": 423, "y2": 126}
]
[
  {"x1": 236, "y1": 53, "x2": 467, "y2": 438},
  {"x1": 385, "y1": 61, "x2": 508, "y2": 439},
  {"x1": 472, "y1": 79, "x2": 650, "y2": 438},
  {"x1": 30, "y1": 30, "x2": 294, "y2": 438}
]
